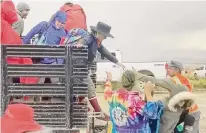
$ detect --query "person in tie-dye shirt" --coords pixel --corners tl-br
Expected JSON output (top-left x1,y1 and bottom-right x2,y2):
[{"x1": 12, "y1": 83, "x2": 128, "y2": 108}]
[{"x1": 104, "y1": 70, "x2": 164, "y2": 133}]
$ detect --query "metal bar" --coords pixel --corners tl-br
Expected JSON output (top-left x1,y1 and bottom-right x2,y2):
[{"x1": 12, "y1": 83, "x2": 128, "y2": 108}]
[
  {"x1": 5, "y1": 45, "x2": 65, "y2": 49},
  {"x1": 8, "y1": 93, "x2": 65, "y2": 96},
  {"x1": 1, "y1": 46, "x2": 8, "y2": 114},
  {"x1": 65, "y1": 45, "x2": 71, "y2": 128},
  {"x1": 34, "y1": 109, "x2": 66, "y2": 112},
  {"x1": 7, "y1": 64, "x2": 65, "y2": 68},
  {"x1": 5, "y1": 51, "x2": 65, "y2": 55},
  {"x1": 6, "y1": 51, "x2": 65, "y2": 54},
  {"x1": 8, "y1": 68, "x2": 65, "y2": 70},
  {"x1": 72, "y1": 94, "x2": 87, "y2": 97},
  {"x1": 6, "y1": 55, "x2": 65, "y2": 58},
  {"x1": 5, "y1": 46, "x2": 64, "y2": 49},
  {"x1": 8, "y1": 70, "x2": 65, "y2": 73},
  {"x1": 7, "y1": 74, "x2": 65, "y2": 77},
  {"x1": 8, "y1": 84, "x2": 65, "y2": 89},
  {"x1": 6, "y1": 49, "x2": 64, "y2": 52},
  {"x1": 0, "y1": 45, "x2": 5, "y2": 115},
  {"x1": 8, "y1": 89, "x2": 65, "y2": 91},
  {"x1": 0, "y1": 45, "x2": 2, "y2": 115}
]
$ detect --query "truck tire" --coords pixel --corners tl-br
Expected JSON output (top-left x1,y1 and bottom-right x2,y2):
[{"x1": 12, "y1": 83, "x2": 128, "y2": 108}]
[
  {"x1": 138, "y1": 70, "x2": 155, "y2": 77},
  {"x1": 137, "y1": 70, "x2": 155, "y2": 96}
]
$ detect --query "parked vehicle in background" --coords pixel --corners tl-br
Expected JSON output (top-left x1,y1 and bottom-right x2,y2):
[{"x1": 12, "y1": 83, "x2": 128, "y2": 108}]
[
  {"x1": 95, "y1": 50, "x2": 168, "y2": 82},
  {"x1": 95, "y1": 50, "x2": 123, "y2": 82},
  {"x1": 193, "y1": 65, "x2": 206, "y2": 80}
]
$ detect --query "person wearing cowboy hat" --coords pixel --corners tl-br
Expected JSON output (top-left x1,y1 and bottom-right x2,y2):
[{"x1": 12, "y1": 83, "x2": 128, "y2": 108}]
[
  {"x1": 68, "y1": 21, "x2": 125, "y2": 121},
  {"x1": 1, "y1": 104, "x2": 51, "y2": 133}
]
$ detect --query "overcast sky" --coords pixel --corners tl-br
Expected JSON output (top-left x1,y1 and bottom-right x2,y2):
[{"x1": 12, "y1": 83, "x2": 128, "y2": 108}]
[{"x1": 13, "y1": 0, "x2": 206, "y2": 63}]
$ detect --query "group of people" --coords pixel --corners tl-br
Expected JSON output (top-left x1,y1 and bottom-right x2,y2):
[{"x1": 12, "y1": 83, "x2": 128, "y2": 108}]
[
  {"x1": 105, "y1": 61, "x2": 200, "y2": 133},
  {"x1": 0, "y1": 0, "x2": 201, "y2": 133}
]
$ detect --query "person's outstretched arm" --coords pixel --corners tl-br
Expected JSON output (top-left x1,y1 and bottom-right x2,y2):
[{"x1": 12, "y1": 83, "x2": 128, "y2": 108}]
[
  {"x1": 23, "y1": 21, "x2": 47, "y2": 44},
  {"x1": 98, "y1": 45, "x2": 118, "y2": 64},
  {"x1": 98, "y1": 45, "x2": 126, "y2": 69},
  {"x1": 134, "y1": 70, "x2": 187, "y2": 95}
]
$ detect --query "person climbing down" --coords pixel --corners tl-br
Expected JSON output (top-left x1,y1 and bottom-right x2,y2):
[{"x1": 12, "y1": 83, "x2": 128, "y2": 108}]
[
  {"x1": 23, "y1": 11, "x2": 67, "y2": 84},
  {"x1": 104, "y1": 71, "x2": 164, "y2": 133},
  {"x1": 12, "y1": 2, "x2": 30, "y2": 36},
  {"x1": 62, "y1": 22, "x2": 126, "y2": 121}
]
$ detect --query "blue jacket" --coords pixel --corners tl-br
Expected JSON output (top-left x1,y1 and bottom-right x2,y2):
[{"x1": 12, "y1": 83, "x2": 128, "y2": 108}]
[
  {"x1": 64, "y1": 29, "x2": 119, "y2": 66},
  {"x1": 83, "y1": 33, "x2": 119, "y2": 64},
  {"x1": 23, "y1": 17, "x2": 66, "y2": 64}
]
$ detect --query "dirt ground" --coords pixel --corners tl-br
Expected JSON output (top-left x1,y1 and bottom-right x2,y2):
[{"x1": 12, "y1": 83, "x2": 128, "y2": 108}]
[{"x1": 95, "y1": 92, "x2": 206, "y2": 133}]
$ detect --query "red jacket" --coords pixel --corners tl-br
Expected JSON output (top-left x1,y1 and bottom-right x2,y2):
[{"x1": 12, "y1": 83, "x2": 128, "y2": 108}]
[
  {"x1": 60, "y1": 4, "x2": 87, "y2": 31},
  {"x1": 1, "y1": 0, "x2": 38, "y2": 84}
]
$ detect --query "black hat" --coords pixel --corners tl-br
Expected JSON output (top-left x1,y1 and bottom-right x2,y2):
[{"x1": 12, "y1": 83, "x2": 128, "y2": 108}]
[{"x1": 90, "y1": 22, "x2": 114, "y2": 38}]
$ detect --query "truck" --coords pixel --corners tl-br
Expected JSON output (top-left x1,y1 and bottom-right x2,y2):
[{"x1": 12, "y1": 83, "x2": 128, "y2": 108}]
[
  {"x1": 95, "y1": 50, "x2": 168, "y2": 82},
  {"x1": 0, "y1": 45, "x2": 102, "y2": 133},
  {"x1": 193, "y1": 65, "x2": 206, "y2": 80}
]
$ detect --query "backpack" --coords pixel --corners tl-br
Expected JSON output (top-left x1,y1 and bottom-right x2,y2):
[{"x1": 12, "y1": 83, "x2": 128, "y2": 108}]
[
  {"x1": 32, "y1": 22, "x2": 50, "y2": 45},
  {"x1": 60, "y1": 4, "x2": 87, "y2": 32},
  {"x1": 63, "y1": 28, "x2": 89, "y2": 45}
]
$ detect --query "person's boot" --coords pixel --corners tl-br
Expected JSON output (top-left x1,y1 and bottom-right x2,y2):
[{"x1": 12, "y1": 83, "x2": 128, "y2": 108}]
[{"x1": 89, "y1": 97, "x2": 110, "y2": 121}]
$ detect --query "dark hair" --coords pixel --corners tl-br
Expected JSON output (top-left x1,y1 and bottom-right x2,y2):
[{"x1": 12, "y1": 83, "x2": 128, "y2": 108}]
[
  {"x1": 64, "y1": 2, "x2": 73, "y2": 6},
  {"x1": 91, "y1": 29, "x2": 97, "y2": 35}
]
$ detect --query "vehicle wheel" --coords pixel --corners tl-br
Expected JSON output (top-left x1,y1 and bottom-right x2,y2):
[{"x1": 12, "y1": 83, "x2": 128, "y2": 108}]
[{"x1": 194, "y1": 73, "x2": 199, "y2": 80}]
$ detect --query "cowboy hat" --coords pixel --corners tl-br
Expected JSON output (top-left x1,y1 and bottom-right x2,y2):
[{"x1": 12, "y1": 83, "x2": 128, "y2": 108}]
[
  {"x1": 90, "y1": 22, "x2": 114, "y2": 38},
  {"x1": 1, "y1": 104, "x2": 42, "y2": 133}
]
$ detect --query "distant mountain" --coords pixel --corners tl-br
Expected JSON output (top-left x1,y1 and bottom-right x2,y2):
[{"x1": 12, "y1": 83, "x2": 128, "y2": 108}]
[{"x1": 153, "y1": 49, "x2": 206, "y2": 64}]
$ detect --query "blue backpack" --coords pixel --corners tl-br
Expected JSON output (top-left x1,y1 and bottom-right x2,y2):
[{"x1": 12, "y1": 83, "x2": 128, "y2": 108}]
[
  {"x1": 63, "y1": 28, "x2": 89, "y2": 45},
  {"x1": 32, "y1": 23, "x2": 50, "y2": 45}
]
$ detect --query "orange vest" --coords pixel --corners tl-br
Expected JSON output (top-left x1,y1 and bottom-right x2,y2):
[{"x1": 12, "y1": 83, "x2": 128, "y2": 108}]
[{"x1": 170, "y1": 74, "x2": 198, "y2": 113}]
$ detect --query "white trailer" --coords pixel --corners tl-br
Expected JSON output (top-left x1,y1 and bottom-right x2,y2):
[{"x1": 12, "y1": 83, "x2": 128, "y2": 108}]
[{"x1": 95, "y1": 50, "x2": 168, "y2": 82}]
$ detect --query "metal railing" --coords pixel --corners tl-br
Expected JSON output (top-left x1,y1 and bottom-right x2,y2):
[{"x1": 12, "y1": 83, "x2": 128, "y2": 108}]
[{"x1": 0, "y1": 45, "x2": 88, "y2": 132}]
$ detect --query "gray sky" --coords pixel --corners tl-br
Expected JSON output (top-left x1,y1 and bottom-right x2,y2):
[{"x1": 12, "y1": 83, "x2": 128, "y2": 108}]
[{"x1": 14, "y1": 0, "x2": 206, "y2": 63}]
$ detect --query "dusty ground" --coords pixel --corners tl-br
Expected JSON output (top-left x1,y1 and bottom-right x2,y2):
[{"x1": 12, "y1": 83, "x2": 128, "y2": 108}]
[{"x1": 95, "y1": 92, "x2": 206, "y2": 133}]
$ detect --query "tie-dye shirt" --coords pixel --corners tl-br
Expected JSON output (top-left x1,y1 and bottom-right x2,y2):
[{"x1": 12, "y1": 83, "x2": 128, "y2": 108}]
[{"x1": 104, "y1": 81, "x2": 163, "y2": 133}]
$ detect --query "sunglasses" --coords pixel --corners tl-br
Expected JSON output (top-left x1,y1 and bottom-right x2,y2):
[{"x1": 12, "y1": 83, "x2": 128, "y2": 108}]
[{"x1": 97, "y1": 32, "x2": 106, "y2": 39}]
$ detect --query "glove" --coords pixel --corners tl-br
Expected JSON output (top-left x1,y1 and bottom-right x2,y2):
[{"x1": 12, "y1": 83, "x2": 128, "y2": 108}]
[{"x1": 116, "y1": 62, "x2": 126, "y2": 70}]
